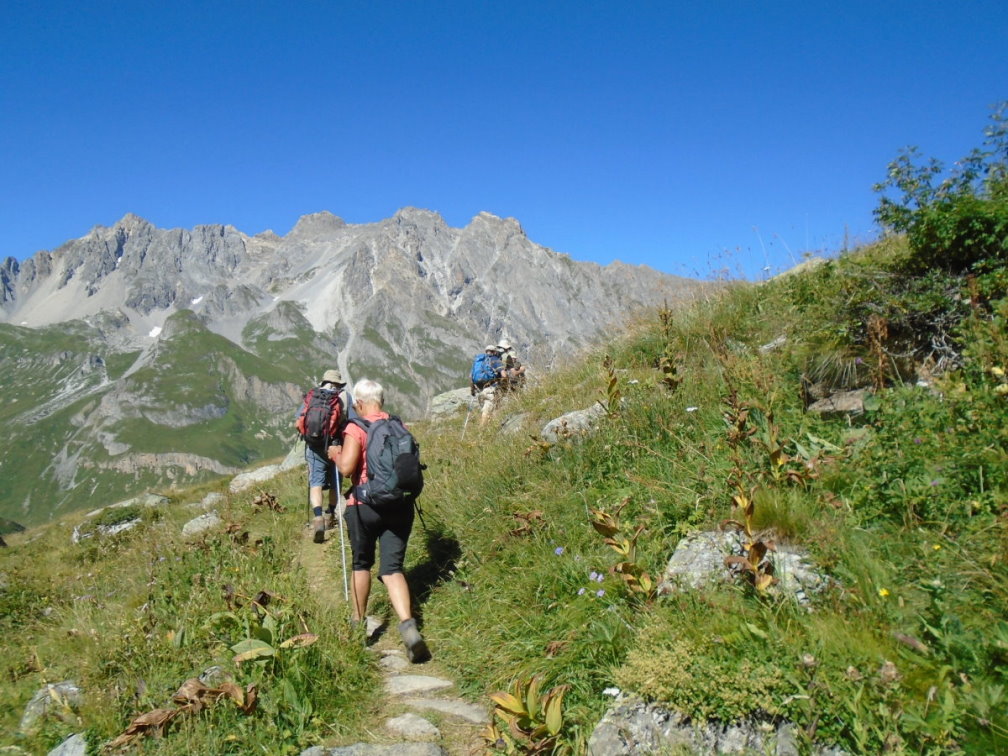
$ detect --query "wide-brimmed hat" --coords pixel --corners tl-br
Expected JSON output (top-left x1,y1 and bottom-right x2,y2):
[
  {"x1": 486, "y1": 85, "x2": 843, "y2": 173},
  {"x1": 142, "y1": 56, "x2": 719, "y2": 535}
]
[
  {"x1": 485, "y1": 344, "x2": 499, "y2": 353},
  {"x1": 321, "y1": 369, "x2": 344, "y2": 386},
  {"x1": 497, "y1": 339, "x2": 512, "y2": 351}
]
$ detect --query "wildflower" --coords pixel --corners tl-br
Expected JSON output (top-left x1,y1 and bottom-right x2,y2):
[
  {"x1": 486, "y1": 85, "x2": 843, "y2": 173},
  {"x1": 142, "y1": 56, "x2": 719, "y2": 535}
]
[
  {"x1": 602, "y1": 687, "x2": 621, "y2": 697},
  {"x1": 596, "y1": 589, "x2": 605, "y2": 597},
  {"x1": 878, "y1": 660, "x2": 900, "y2": 685},
  {"x1": 855, "y1": 357, "x2": 864, "y2": 365},
  {"x1": 930, "y1": 480, "x2": 940, "y2": 486},
  {"x1": 577, "y1": 588, "x2": 586, "y2": 596},
  {"x1": 686, "y1": 406, "x2": 699, "y2": 413},
  {"x1": 554, "y1": 546, "x2": 565, "y2": 556},
  {"x1": 914, "y1": 437, "x2": 922, "y2": 444},
  {"x1": 878, "y1": 588, "x2": 890, "y2": 597},
  {"x1": 995, "y1": 384, "x2": 1008, "y2": 395},
  {"x1": 992, "y1": 366, "x2": 1005, "y2": 378},
  {"x1": 589, "y1": 571, "x2": 599, "y2": 581},
  {"x1": 801, "y1": 654, "x2": 818, "y2": 669},
  {"x1": 933, "y1": 543, "x2": 942, "y2": 551}
]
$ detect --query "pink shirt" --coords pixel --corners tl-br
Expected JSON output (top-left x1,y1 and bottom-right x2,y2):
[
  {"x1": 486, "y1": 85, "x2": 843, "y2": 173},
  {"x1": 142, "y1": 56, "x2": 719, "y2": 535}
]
[{"x1": 343, "y1": 411, "x2": 390, "y2": 507}]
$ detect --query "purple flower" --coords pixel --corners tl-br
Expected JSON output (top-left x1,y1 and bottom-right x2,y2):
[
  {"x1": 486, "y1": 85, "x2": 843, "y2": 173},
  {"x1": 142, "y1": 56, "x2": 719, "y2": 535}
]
[
  {"x1": 589, "y1": 571, "x2": 599, "y2": 581},
  {"x1": 578, "y1": 587, "x2": 586, "y2": 595},
  {"x1": 554, "y1": 546, "x2": 565, "y2": 556},
  {"x1": 855, "y1": 357, "x2": 864, "y2": 365},
  {"x1": 914, "y1": 438, "x2": 922, "y2": 444},
  {"x1": 930, "y1": 480, "x2": 940, "y2": 487},
  {"x1": 595, "y1": 573, "x2": 605, "y2": 582},
  {"x1": 596, "y1": 589, "x2": 605, "y2": 597}
]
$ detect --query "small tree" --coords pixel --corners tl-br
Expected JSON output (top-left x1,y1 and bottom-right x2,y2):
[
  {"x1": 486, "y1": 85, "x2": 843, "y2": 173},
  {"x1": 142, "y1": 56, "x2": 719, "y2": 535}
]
[{"x1": 873, "y1": 102, "x2": 1008, "y2": 274}]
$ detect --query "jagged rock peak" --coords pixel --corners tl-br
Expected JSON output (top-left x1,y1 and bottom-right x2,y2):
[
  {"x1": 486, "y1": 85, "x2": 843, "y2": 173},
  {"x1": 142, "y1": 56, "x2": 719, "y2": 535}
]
[
  {"x1": 112, "y1": 213, "x2": 154, "y2": 233},
  {"x1": 287, "y1": 211, "x2": 347, "y2": 238},
  {"x1": 468, "y1": 211, "x2": 525, "y2": 237}
]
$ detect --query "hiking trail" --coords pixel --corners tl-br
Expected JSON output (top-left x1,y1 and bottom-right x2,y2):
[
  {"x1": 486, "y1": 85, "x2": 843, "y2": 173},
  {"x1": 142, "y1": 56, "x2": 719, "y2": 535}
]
[{"x1": 297, "y1": 514, "x2": 488, "y2": 756}]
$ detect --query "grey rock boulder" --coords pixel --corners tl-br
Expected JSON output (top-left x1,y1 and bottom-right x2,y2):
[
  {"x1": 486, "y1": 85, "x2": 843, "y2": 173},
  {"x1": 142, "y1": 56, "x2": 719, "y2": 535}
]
[
  {"x1": 540, "y1": 402, "x2": 607, "y2": 443},
  {"x1": 587, "y1": 696, "x2": 836, "y2": 755},
  {"x1": 19, "y1": 681, "x2": 83, "y2": 733},
  {"x1": 230, "y1": 464, "x2": 281, "y2": 493},
  {"x1": 300, "y1": 745, "x2": 446, "y2": 756},
  {"x1": 657, "y1": 530, "x2": 833, "y2": 606},
  {"x1": 807, "y1": 389, "x2": 869, "y2": 416},
  {"x1": 428, "y1": 388, "x2": 474, "y2": 420},
  {"x1": 182, "y1": 512, "x2": 222, "y2": 537},
  {"x1": 47, "y1": 733, "x2": 87, "y2": 756}
]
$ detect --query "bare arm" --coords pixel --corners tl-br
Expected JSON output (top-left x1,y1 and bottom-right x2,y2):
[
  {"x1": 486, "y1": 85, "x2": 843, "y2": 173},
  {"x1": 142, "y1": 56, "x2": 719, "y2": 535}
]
[{"x1": 335, "y1": 434, "x2": 361, "y2": 478}]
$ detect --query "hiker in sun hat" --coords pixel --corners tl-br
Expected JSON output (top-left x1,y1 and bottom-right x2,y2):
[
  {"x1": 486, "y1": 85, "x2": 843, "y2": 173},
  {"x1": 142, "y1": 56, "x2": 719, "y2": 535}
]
[
  {"x1": 295, "y1": 368, "x2": 352, "y2": 543},
  {"x1": 473, "y1": 344, "x2": 505, "y2": 425},
  {"x1": 497, "y1": 338, "x2": 526, "y2": 391}
]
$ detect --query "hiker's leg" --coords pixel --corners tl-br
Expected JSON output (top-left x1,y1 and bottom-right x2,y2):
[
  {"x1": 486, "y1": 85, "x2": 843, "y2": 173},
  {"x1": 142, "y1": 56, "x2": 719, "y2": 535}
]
[
  {"x1": 309, "y1": 485, "x2": 324, "y2": 516},
  {"x1": 377, "y1": 506, "x2": 416, "y2": 621},
  {"x1": 345, "y1": 503, "x2": 381, "y2": 620},
  {"x1": 350, "y1": 569, "x2": 371, "y2": 622},
  {"x1": 382, "y1": 572, "x2": 412, "y2": 621}
]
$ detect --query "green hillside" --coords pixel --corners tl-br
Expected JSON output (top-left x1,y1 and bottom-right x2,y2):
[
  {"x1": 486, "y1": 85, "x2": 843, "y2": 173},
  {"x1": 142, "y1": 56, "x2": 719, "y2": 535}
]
[{"x1": 2, "y1": 114, "x2": 1007, "y2": 753}]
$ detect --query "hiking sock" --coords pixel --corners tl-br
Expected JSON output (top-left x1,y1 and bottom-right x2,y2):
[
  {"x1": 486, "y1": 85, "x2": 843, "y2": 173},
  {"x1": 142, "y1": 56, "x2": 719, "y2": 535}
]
[{"x1": 397, "y1": 618, "x2": 430, "y2": 663}]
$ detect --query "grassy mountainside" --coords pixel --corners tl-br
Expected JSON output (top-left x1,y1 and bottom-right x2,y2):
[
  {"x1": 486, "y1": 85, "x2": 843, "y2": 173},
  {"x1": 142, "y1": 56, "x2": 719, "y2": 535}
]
[{"x1": 2, "y1": 228, "x2": 1006, "y2": 754}]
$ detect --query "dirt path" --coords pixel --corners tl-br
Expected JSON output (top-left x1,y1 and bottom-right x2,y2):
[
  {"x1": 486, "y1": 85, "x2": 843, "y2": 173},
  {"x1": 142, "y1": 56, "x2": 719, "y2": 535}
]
[{"x1": 297, "y1": 517, "x2": 488, "y2": 756}]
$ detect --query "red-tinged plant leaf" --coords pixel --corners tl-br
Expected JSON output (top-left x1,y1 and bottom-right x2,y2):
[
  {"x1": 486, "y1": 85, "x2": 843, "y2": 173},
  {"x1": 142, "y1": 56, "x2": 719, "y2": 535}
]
[
  {"x1": 107, "y1": 707, "x2": 180, "y2": 748},
  {"x1": 279, "y1": 633, "x2": 318, "y2": 649},
  {"x1": 725, "y1": 555, "x2": 755, "y2": 573}
]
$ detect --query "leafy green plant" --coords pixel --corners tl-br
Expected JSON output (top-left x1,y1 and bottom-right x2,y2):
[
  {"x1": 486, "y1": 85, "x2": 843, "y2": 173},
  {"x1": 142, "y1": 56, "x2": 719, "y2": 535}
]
[
  {"x1": 484, "y1": 675, "x2": 572, "y2": 755},
  {"x1": 589, "y1": 498, "x2": 655, "y2": 602},
  {"x1": 601, "y1": 354, "x2": 622, "y2": 414}
]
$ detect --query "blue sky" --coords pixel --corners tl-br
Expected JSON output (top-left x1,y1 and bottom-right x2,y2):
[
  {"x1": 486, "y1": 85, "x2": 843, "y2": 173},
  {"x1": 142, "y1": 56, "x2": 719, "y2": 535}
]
[{"x1": 2, "y1": 1, "x2": 1006, "y2": 279}]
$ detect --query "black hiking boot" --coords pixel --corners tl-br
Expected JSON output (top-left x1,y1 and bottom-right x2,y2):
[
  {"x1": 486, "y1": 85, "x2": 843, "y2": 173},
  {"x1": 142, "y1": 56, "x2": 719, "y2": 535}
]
[
  {"x1": 398, "y1": 618, "x2": 430, "y2": 663},
  {"x1": 312, "y1": 516, "x2": 325, "y2": 543}
]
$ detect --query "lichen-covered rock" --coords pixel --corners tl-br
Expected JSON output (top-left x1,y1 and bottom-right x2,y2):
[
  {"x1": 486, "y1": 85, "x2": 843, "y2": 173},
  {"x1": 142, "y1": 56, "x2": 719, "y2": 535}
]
[
  {"x1": 540, "y1": 403, "x2": 607, "y2": 443},
  {"x1": 19, "y1": 681, "x2": 83, "y2": 733},
  {"x1": 182, "y1": 512, "x2": 222, "y2": 537},
  {"x1": 657, "y1": 530, "x2": 834, "y2": 606}
]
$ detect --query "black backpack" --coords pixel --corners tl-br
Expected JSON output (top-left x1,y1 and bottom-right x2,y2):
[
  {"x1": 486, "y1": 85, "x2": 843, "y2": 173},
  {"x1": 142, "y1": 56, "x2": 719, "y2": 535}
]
[
  {"x1": 350, "y1": 416, "x2": 424, "y2": 509},
  {"x1": 301, "y1": 388, "x2": 344, "y2": 451}
]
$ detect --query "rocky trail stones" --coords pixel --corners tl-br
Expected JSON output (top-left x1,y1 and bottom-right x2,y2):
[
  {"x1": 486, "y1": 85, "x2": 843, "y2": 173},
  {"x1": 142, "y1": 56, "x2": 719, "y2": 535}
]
[{"x1": 297, "y1": 520, "x2": 488, "y2": 756}]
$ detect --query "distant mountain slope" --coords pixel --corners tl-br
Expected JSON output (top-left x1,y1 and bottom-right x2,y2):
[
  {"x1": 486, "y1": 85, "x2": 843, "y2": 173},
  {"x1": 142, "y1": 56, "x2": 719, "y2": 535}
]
[{"x1": 0, "y1": 208, "x2": 713, "y2": 524}]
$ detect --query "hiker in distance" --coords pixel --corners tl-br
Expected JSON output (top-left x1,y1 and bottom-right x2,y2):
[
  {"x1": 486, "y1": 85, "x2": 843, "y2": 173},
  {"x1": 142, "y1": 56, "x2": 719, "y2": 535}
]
[
  {"x1": 295, "y1": 369, "x2": 351, "y2": 544},
  {"x1": 330, "y1": 378, "x2": 430, "y2": 663},
  {"x1": 470, "y1": 344, "x2": 505, "y2": 425},
  {"x1": 497, "y1": 338, "x2": 527, "y2": 390}
]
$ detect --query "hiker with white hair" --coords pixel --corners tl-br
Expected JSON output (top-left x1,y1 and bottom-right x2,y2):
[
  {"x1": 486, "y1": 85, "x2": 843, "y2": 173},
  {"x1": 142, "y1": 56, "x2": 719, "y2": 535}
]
[
  {"x1": 295, "y1": 369, "x2": 351, "y2": 543},
  {"x1": 331, "y1": 378, "x2": 430, "y2": 662}
]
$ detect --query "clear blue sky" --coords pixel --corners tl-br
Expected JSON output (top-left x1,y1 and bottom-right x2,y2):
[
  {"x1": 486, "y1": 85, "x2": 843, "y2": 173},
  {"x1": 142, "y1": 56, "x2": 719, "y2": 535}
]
[{"x1": 2, "y1": 1, "x2": 1006, "y2": 279}]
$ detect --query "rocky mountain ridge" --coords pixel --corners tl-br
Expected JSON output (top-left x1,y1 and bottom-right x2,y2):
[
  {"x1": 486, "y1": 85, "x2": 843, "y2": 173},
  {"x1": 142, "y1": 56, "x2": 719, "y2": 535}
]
[{"x1": 0, "y1": 208, "x2": 711, "y2": 524}]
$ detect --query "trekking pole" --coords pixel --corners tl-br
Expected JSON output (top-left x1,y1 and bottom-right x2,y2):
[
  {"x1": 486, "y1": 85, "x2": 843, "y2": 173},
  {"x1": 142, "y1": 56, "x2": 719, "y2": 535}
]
[
  {"x1": 336, "y1": 475, "x2": 349, "y2": 601},
  {"x1": 461, "y1": 396, "x2": 475, "y2": 440}
]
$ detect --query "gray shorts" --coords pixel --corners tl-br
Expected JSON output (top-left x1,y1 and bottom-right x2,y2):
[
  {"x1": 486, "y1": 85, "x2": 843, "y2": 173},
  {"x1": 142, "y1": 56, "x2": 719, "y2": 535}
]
[{"x1": 305, "y1": 445, "x2": 337, "y2": 489}]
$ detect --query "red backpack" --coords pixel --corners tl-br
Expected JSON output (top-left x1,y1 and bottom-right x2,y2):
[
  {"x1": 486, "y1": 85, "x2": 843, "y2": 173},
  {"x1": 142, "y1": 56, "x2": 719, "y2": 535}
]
[{"x1": 297, "y1": 388, "x2": 344, "y2": 450}]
